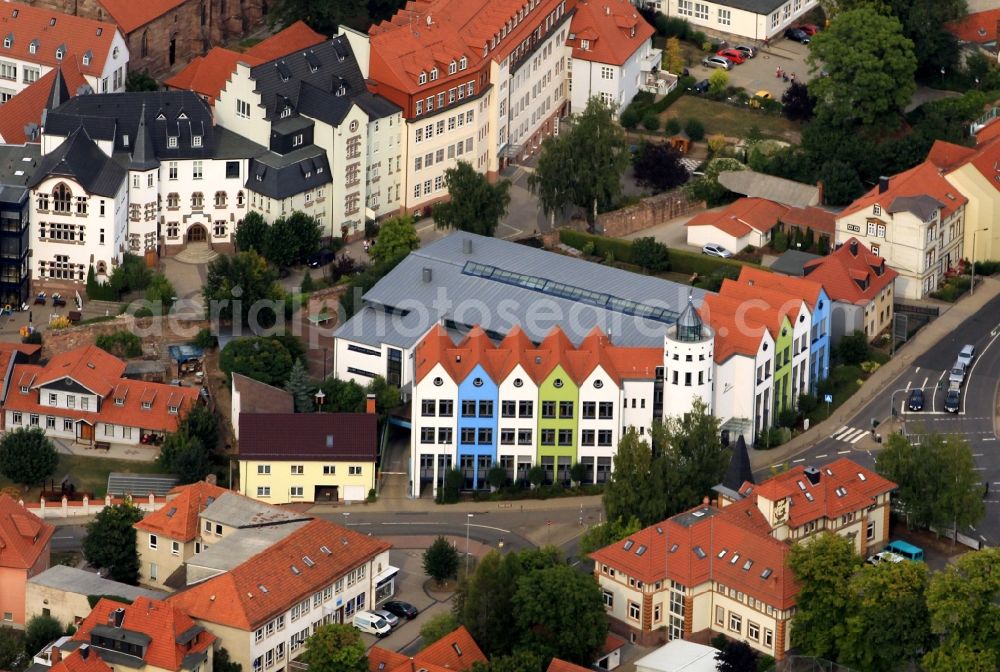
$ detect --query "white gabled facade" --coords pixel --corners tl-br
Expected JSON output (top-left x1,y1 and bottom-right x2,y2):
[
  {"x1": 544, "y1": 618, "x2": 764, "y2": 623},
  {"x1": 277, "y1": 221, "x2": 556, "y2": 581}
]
[
  {"x1": 496, "y1": 364, "x2": 539, "y2": 482},
  {"x1": 413, "y1": 362, "x2": 459, "y2": 494},
  {"x1": 578, "y1": 365, "x2": 621, "y2": 476}
]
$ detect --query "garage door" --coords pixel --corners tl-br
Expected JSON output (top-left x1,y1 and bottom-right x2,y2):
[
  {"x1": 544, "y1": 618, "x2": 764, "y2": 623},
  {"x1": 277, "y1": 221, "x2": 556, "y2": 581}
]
[{"x1": 343, "y1": 485, "x2": 365, "y2": 501}]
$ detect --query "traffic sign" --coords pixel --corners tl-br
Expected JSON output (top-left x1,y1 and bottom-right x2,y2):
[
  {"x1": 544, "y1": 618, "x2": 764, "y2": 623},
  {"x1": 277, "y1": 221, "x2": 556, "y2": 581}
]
[{"x1": 824, "y1": 394, "x2": 833, "y2": 403}]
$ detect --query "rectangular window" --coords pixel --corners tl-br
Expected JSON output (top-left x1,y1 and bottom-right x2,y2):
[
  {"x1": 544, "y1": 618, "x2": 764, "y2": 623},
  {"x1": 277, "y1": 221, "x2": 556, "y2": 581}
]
[
  {"x1": 519, "y1": 400, "x2": 533, "y2": 417},
  {"x1": 628, "y1": 602, "x2": 640, "y2": 621},
  {"x1": 715, "y1": 605, "x2": 725, "y2": 625},
  {"x1": 597, "y1": 430, "x2": 613, "y2": 446},
  {"x1": 582, "y1": 401, "x2": 596, "y2": 419},
  {"x1": 502, "y1": 400, "x2": 516, "y2": 417},
  {"x1": 866, "y1": 520, "x2": 875, "y2": 540},
  {"x1": 718, "y1": 8, "x2": 731, "y2": 24},
  {"x1": 236, "y1": 100, "x2": 250, "y2": 118},
  {"x1": 598, "y1": 402, "x2": 614, "y2": 419},
  {"x1": 557, "y1": 429, "x2": 573, "y2": 446},
  {"x1": 517, "y1": 429, "x2": 532, "y2": 445},
  {"x1": 602, "y1": 590, "x2": 613, "y2": 608},
  {"x1": 748, "y1": 621, "x2": 760, "y2": 641},
  {"x1": 764, "y1": 628, "x2": 774, "y2": 648},
  {"x1": 478, "y1": 400, "x2": 493, "y2": 417},
  {"x1": 541, "y1": 428, "x2": 555, "y2": 445},
  {"x1": 193, "y1": 161, "x2": 203, "y2": 180},
  {"x1": 421, "y1": 399, "x2": 436, "y2": 417},
  {"x1": 438, "y1": 427, "x2": 453, "y2": 444},
  {"x1": 439, "y1": 400, "x2": 454, "y2": 417},
  {"x1": 478, "y1": 428, "x2": 492, "y2": 445},
  {"x1": 542, "y1": 401, "x2": 555, "y2": 418},
  {"x1": 694, "y1": 2, "x2": 708, "y2": 19},
  {"x1": 257, "y1": 486, "x2": 271, "y2": 497},
  {"x1": 581, "y1": 429, "x2": 595, "y2": 445},
  {"x1": 290, "y1": 465, "x2": 303, "y2": 475},
  {"x1": 461, "y1": 427, "x2": 476, "y2": 444},
  {"x1": 349, "y1": 466, "x2": 362, "y2": 475},
  {"x1": 729, "y1": 612, "x2": 742, "y2": 633},
  {"x1": 148, "y1": 534, "x2": 158, "y2": 549},
  {"x1": 171, "y1": 541, "x2": 180, "y2": 556},
  {"x1": 461, "y1": 400, "x2": 477, "y2": 417},
  {"x1": 257, "y1": 464, "x2": 271, "y2": 475},
  {"x1": 559, "y1": 401, "x2": 573, "y2": 418},
  {"x1": 500, "y1": 428, "x2": 515, "y2": 445},
  {"x1": 420, "y1": 427, "x2": 435, "y2": 444}
]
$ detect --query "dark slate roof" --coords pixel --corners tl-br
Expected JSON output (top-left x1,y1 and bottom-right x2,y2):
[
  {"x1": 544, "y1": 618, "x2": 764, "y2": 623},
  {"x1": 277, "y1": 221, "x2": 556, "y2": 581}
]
[
  {"x1": 713, "y1": 0, "x2": 791, "y2": 14},
  {"x1": 721, "y1": 435, "x2": 754, "y2": 492},
  {"x1": 44, "y1": 91, "x2": 219, "y2": 161},
  {"x1": 44, "y1": 68, "x2": 70, "y2": 114},
  {"x1": 213, "y1": 126, "x2": 267, "y2": 160},
  {"x1": 768, "y1": 250, "x2": 821, "y2": 277},
  {"x1": 250, "y1": 36, "x2": 400, "y2": 126},
  {"x1": 238, "y1": 412, "x2": 377, "y2": 461},
  {"x1": 129, "y1": 103, "x2": 159, "y2": 171},
  {"x1": 888, "y1": 194, "x2": 944, "y2": 221},
  {"x1": 246, "y1": 147, "x2": 331, "y2": 199},
  {"x1": 0, "y1": 143, "x2": 42, "y2": 205},
  {"x1": 30, "y1": 127, "x2": 125, "y2": 197}
]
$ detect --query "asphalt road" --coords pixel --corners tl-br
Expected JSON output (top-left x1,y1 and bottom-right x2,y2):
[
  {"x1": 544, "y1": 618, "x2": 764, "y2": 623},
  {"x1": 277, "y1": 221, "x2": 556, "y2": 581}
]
[{"x1": 754, "y1": 293, "x2": 1000, "y2": 547}]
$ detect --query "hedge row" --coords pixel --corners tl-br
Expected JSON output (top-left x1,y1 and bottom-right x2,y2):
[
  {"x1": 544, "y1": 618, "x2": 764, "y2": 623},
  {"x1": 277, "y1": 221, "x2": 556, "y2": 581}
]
[{"x1": 560, "y1": 229, "x2": 749, "y2": 277}]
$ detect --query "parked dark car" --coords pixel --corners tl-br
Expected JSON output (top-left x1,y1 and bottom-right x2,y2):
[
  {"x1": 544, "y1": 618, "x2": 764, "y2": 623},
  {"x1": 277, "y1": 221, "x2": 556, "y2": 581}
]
[
  {"x1": 907, "y1": 388, "x2": 924, "y2": 412},
  {"x1": 784, "y1": 27, "x2": 811, "y2": 44},
  {"x1": 382, "y1": 600, "x2": 418, "y2": 620},
  {"x1": 688, "y1": 79, "x2": 710, "y2": 94},
  {"x1": 307, "y1": 249, "x2": 336, "y2": 268},
  {"x1": 944, "y1": 389, "x2": 960, "y2": 413}
]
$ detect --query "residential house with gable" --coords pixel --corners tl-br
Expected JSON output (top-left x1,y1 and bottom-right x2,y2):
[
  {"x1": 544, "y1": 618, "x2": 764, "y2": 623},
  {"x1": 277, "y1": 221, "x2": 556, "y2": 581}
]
[
  {"x1": 0, "y1": 3, "x2": 127, "y2": 101},
  {"x1": 135, "y1": 481, "x2": 229, "y2": 589},
  {"x1": 835, "y1": 163, "x2": 967, "y2": 299},
  {"x1": 567, "y1": 0, "x2": 660, "y2": 114},
  {"x1": 367, "y1": 625, "x2": 487, "y2": 672},
  {"x1": 2, "y1": 344, "x2": 200, "y2": 446},
  {"x1": 238, "y1": 408, "x2": 378, "y2": 504},
  {"x1": 0, "y1": 64, "x2": 90, "y2": 144},
  {"x1": 0, "y1": 494, "x2": 54, "y2": 627},
  {"x1": 800, "y1": 238, "x2": 897, "y2": 342},
  {"x1": 167, "y1": 519, "x2": 394, "y2": 672},
  {"x1": 591, "y1": 457, "x2": 895, "y2": 658}
]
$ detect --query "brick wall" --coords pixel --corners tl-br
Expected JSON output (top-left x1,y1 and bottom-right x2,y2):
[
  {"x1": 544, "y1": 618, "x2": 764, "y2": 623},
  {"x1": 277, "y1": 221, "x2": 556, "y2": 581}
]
[
  {"x1": 41, "y1": 315, "x2": 208, "y2": 358},
  {"x1": 595, "y1": 189, "x2": 704, "y2": 239}
]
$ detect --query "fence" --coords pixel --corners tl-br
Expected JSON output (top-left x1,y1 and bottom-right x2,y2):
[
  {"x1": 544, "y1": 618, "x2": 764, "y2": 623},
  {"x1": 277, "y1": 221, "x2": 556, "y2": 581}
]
[{"x1": 19, "y1": 493, "x2": 168, "y2": 519}]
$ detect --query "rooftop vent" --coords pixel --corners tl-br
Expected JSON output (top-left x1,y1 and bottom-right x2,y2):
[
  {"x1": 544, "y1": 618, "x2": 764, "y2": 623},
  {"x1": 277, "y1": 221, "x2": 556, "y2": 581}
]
[
  {"x1": 878, "y1": 175, "x2": 889, "y2": 193},
  {"x1": 290, "y1": 565, "x2": 301, "y2": 575},
  {"x1": 422, "y1": 267, "x2": 432, "y2": 283},
  {"x1": 463, "y1": 238, "x2": 473, "y2": 254},
  {"x1": 858, "y1": 472, "x2": 867, "y2": 481},
  {"x1": 761, "y1": 568, "x2": 773, "y2": 579},
  {"x1": 258, "y1": 584, "x2": 269, "y2": 593}
]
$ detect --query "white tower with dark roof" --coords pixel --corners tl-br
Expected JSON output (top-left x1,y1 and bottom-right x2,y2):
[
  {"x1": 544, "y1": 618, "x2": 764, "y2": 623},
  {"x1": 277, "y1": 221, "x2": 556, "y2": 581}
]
[{"x1": 663, "y1": 295, "x2": 714, "y2": 418}]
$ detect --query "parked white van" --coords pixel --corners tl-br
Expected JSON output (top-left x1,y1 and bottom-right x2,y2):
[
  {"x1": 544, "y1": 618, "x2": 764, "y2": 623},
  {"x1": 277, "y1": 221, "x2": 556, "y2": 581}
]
[{"x1": 353, "y1": 610, "x2": 392, "y2": 637}]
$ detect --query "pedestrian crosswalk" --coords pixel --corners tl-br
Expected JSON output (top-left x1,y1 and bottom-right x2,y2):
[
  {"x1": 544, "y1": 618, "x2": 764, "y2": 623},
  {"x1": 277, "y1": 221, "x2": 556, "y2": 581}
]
[{"x1": 831, "y1": 426, "x2": 869, "y2": 444}]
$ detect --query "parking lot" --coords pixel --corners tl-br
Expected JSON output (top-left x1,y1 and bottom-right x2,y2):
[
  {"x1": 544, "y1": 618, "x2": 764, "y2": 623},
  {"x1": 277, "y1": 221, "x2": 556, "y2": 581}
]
[{"x1": 688, "y1": 38, "x2": 813, "y2": 100}]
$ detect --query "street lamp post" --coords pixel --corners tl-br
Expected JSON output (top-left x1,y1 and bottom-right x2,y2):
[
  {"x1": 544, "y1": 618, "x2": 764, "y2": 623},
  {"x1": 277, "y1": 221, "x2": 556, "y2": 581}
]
[
  {"x1": 972, "y1": 228, "x2": 990, "y2": 295},
  {"x1": 465, "y1": 513, "x2": 473, "y2": 575},
  {"x1": 315, "y1": 390, "x2": 326, "y2": 412}
]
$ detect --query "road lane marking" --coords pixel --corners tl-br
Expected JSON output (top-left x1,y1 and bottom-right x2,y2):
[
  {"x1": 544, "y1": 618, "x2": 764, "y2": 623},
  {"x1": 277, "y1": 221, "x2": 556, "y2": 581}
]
[
  {"x1": 469, "y1": 523, "x2": 512, "y2": 533},
  {"x1": 973, "y1": 453, "x2": 984, "y2": 457},
  {"x1": 921, "y1": 377, "x2": 928, "y2": 388},
  {"x1": 838, "y1": 450, "x2": 851, "y2": 454},
  {"x1": 792, "y1": 458, "x2": 805, "y2": 463},
  {"x1": 984, "y1": 437, "x2": 997, "y2": 441},
  {"x1": 915, "y1": 367, "x2": 920, "y2": 374},
  {"x1": 849, "y1": 432, "x2": 867, "y2": 444},
  {"x1": 973, "y1": 467, "x2": 987, "y2": 471},
  {"x1": 815, "y1": 454, "x2": 827, "y2": 459}
]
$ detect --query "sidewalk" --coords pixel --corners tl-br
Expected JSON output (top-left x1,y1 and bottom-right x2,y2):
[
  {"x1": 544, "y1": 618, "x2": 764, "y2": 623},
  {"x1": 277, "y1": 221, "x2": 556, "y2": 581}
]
[
  {"x1": 748, "y1": 276, "x2": 1000, "y2": 471},
  {"x1": 308, "y1": 491, "x2": 604, "y2": 516}
]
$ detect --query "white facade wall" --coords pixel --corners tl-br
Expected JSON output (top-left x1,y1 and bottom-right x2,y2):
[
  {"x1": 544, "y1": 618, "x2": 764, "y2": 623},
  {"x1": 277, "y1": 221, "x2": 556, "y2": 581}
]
[
  {"x1": 496, "y1": 365, "x2": 539, "y2": 480},
  {"x1": 95, "y1": 32, "x2": 130, "y2": 94},
  {"x1": 160, "y1": 157, "x2": 249, "y2": 247},
  {"x1": 570, "y1": 40, "x2": 650, "y2": 115},
  {"x1": 410, "y1": 363, "x2": 458, "y2": 497},
  {"x1": 365, "y1": 113, "x2": 404, "y2": 219},
  {"x1": 620, "y1": 379, "x2": 656, "y2": 437},
  {"x1": 787, "y1": 303, "x2": 811, "y2": 402},
  {"x1": 686, "y1": 225, "x2": 750, "y2": 253},
  {"x1": 663, "y1": 326, "x2": 715, "y2": 417},
  {"x1": 249, "y1": 185, "x2": 329, "y2": 229},
  {"x1": 403, "y1": 96, "x2": 481, "y2": 210},
  {"x1": 332, "y1": 334, "x2": 417, "y2": 387},
  {"x1": 578, "y1": 366, "x2": 621, "y2": 483},
  {"x1": 31, "y1": 175, "x2": 127, "y2": 284},
  {"x1": 503, "y1": 29, "x2": 568, "y2": 154},
  {"x1": 127, "y1": 168, "x2": 159, "y2": 254},
  {"x1": 312, "y1": 105, "x2": 369, "y2": 239},
  {"x1": 651, "y1": 0, "x2": 818, "y2": 41},
  {"x1": 214, "y1": 64, "x2": 272, "y2": 145}
]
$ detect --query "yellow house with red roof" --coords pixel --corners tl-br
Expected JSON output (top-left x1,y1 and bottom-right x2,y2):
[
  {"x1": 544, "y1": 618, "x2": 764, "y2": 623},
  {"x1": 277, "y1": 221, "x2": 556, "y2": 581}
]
[{"x1": 590, "y1": 458, "x2": 894, "y2": 657}]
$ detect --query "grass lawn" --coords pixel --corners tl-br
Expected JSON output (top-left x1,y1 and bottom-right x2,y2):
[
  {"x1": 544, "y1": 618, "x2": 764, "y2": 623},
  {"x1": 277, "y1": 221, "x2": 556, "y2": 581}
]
[
  {"x1": 0, "y1": 454, "x2": 165, "y2": 501},
  {"x1": 661, "y1": 96, "x2": 800, "y2": 141},
  {"x1": 806, "y1": 364, "x2": 864, "y2": 425}
]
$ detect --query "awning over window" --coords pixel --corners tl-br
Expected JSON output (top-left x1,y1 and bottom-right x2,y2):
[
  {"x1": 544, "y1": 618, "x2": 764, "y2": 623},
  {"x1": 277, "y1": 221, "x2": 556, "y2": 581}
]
[{"x1": 374, "y1": 565, "x2": 399, "y2": 585}]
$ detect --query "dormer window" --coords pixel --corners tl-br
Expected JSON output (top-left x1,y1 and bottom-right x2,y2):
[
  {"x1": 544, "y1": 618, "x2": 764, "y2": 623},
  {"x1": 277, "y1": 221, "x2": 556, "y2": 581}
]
[
  {"x1": 49, "y1": 18, "x2": 56, "y2": 26},
  {"x1": 56, "y1": 48, "x2": 64, "y2": 60},
  {"x1": 168, "y1": 405, "x2": 178, "y2": 415},
  {"x1": 418, "y1": 71, "x2": 427, "y2": 85},
  {"x1": 449, "y1": 60, "x2": 457, "y2": 74},
  {"x1": 29, "y1": 40, "x2": 37, "y2": 54},
  {"x1": 2, "y1": 36, "x2": 10, "y2": 49},
  {"x1": 115, "y1": 397, "x2": 124, "y2": 406},
  {"x1": 336, "y1": 85, "x2": 346, "y2": 96},
  {"x1": 142, "y1": 401, "x2": 152, "y2": 410},
  {"x1": 82, "y1": 53, "x2": 91, "y2": 66},
  {"x1": 167, "y1": 136, "x2": 178, "y2": 148},
  {"x1": 873, "y1": 204, "x2": 881, "y2": 216},
  {"x1": 123, "y1": 134, "x2": 129, "y2": 147},
  {"x1": 430, "y1": 68, "x2": 438, "y2": 80},
  {"x1": 19, "y1": 386, "x2": 27, "y2": 394},
  {"x1": 280, "y1": 107, "x2": 291, "y2": 118},
  {"x1": 459, "y1": 56, "x2": 467, "y2": 69},
  {"x1": 192, "y1": 135, "x2": 202, "y2": 148},
  {"x1": 581, "y1": 39, "x2": 590, "y2": 50}
]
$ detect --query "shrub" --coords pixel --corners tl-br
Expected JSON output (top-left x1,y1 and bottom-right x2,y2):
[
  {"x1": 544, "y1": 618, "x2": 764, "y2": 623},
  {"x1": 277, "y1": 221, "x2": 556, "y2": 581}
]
[
  {"x1": 777, "y1": 407, "x2": 798, "y2": 429},
  {"x1": 797, "y1": 393, "x2": 818, "y2": 415},
  {"x1": 641, "y1": 111, "x2": 660, "y2": 131},
  {"x1": 684, "y1": 118, "x2": 705, "y2": 142},
  {"x1": 95, "y1": 331, "x2": 142, "y2": 358},
  {"x1": 974, "y1": 260, "x2": 1000, "y2": 276},
  {"x1": 620, "y1": 107, "x2": 640, "y2": 130},
  {"x1": 192, "y1": 328, "x2": 218, "y2": 349},
  {"x1": 631, "y1": 237, "x2": 670, "y2": 272},
  {"x1": 559, "y1": 230, "x2": 633, "y2": 264},
  {"x1": 665, "y1": 117, "x2": 682, "y2": 134},
  {"x1": 668, "y1": 247, "x2": 746, "y2": 276},
  {"x1": 836, "y1": 331, "x2": 870, "y2": 366},
  {"x1": 48, "y1": 316, "x2": 72, "y2": 330},
  {"x1": 300, "y1": 271, "x2": 315, "y2": 293},
  {"x1": 771, "y1": 228, "x2": 788, "y2": 253},
  {"x1": 438, "y1": 468, "x2": 464, "y2": 504}
]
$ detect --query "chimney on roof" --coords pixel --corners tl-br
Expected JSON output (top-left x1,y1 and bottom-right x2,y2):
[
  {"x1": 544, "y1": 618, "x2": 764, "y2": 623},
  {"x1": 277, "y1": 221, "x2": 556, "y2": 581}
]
[
  {"x1": 804, "y1": 466, "x2": 821, "y2": 485},
  {"x1": 205, "y1": 474, "x2": 217, "y2": 486},
  {"x1": 878, "y1": 176, "x2": 889, "y2": 194},
  {"x1": 462, "y1": 238, "x2": 473, "y2": 254},
  {"x1": 51, "y1": 647, "x2": 62, "y2": 665},
  {"x1": 366, "y1": 394, "x2": 376, "y2": 415},
  {"x1": 422, "y1": 267, "x2": 432, "y2": 283},
  {"x1": 112, "y1": 607, "x2": 125, "y2": 628},
  {"x1": 80, "y1": 645, "x2": 90, "y2": 661},
  {"x1": 849, "y1": 240, "x2": 859, "y2": 257}
]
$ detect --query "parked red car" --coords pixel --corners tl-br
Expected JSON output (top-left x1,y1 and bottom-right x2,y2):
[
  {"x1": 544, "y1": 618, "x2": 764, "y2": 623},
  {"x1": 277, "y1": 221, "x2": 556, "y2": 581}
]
[
  {"x1": 716, "y1": 48, "x2": 745, "y2": 64},
  {"x1": 797, "y1": 23, "x2": 819, "y2": 35}
]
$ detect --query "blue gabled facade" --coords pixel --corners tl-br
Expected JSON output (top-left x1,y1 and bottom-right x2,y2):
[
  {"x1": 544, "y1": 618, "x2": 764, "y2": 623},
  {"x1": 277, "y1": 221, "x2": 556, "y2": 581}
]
[
  {"x1": 809, "y1": 287, "x2": 832, "y2": 392},
  {"x1": 456, "y1": 363, "x2": 498, "y2": 489}
]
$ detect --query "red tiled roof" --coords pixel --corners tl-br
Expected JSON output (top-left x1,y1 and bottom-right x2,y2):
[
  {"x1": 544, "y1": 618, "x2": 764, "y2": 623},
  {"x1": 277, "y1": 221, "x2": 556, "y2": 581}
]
[
  {"x1": 696, "y1": 303, "x2": 767, "y2": 364},
  {"x1": 6, "y1": 363, "x2": 199, "y2": 434},
  {"x1": 547, "y1": 660, "x2": 592, "y2": 672},
  {"x1": 164, "y1": 48, "x2": 264, "y2": 104},
  {"x1": 567, "y1": 0, "x2": 655, "y2": 66},
  {"x1": 801, "y1": 238, "x2": 897, "y2": 304},
  {"x1": 976, "y1": 116, "x2": 1000, "y2": 145},
  {"x1": 735, "y1": 266, "x2": 825, "y2": 309},
  {"x1": 245, "y1": 21, "x2": 326, "y2": 61},
  {"x1": 0, "y1": 495, "x2": 54, "y2": 570},
  {"x1": 32, "y1": 344, "x2": 125, "y2": 396},
  {"x1": 50, "y1": 647, "x2": 114, "y2": 672},
  {"x1": 590, "y1": 498, "x2": 798, "y2": 610},
  {"x1": 168, "y1": 519, "x2": 391, "y2": 630},
  {"x1": 135, "y1": 481, "x2": 228, "y2": 541},
  {"x1": 0, "y1": 4, "x2": 119, "y2": 76},
  {"x1": 75, "y1": 598, "x2": 215, "y2": 672},
  {"x1": 780, "y1": 206, "x2": 836, "y2": 237},
  {"x1": 718, "y1": 279, "x2": 805, "y2": 328},
  {"x1": 839, "y1": 160, "x2": 967, "y2": 220},
  {"x1": 0, "y1": 62, "x2": 90, "y2": 144},
  {"x1": 741, "y1": 458, "x2": 895, "y2": 528},
  {"x1": 95, "y1": 0, "x2": 187, "y2": 33},
  {"x1": 926, "y1": 139, "x2": 977, "y2": 171},
  {"x1": 368, "y1": 625, "x2": 486, "y2": 672},
  {"x1": 929, "y1": 135, "x2": 1000, "y2": 195},
  {"x1": 946, "y1": 9, "x2": 1000, "y2": 44},
  {"x1": 685, "y1": 198, "x2": 789, "y2": 238}
]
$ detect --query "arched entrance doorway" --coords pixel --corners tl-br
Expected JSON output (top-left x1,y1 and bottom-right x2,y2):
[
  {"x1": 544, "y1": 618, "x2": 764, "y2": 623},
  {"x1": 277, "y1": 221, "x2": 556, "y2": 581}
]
[{"x1": 187, "y1": 224, "x2": 208, "y2": 242}]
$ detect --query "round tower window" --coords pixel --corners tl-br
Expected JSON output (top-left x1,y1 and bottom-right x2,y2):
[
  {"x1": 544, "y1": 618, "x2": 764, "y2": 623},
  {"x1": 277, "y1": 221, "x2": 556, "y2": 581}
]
[
  {"x1": 433, "y1": 377, "x2": 443, "y2": 386},
  {"x1": 513, "y1": 378, "x2": 524, "y2": 388},
  {"x1": 553, "y1": 379, "x2": 564, "y2": 388},
  {"x1": 473, "y1": 377, "x2": 484, "y2": 387}
]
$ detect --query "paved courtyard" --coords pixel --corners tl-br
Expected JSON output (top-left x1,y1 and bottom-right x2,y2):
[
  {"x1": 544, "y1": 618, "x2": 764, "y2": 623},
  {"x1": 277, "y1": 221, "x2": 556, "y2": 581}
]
[{"x1": 689, "y1": 39, "x2": 813, "y2": 100}]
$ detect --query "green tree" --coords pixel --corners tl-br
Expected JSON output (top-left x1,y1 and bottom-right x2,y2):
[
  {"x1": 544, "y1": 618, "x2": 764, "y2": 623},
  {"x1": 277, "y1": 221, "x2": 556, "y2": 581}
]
[
  {"x1": 619, "y1": 106, "x2": 639, "y2": 130},
  {"x1": 0, "y1": 627, "x2": 24, "y2": 671},
  {"x1": 364, "y1": 375, "x2": 401, "y2": 422},
  {"x1": 716, "y1": 640, "x2": 758, "y2": 672},
  {"x1": 126, "y1": 71, "x2": 158, "y2": 92},
  {"x1": 203, "y1": 251, "x2": 283, "y2": 326},
  {"x1": 632, "y1": 143, "x2": 689, "y2": 194},
  {"x1": 528, "y1": 97, "x2": 629, "y2": 228},
  {"x1": 145, "y1": 274, "x2": 176, "y2": 313},
  {"x1": 267, "y1": 0, "x2": 364, "y2": 35},
  {"x1": 631, "y1": 236, "x2": 670, "y2": 272},
  {"x1": 657, "y1": 399, "x2": 728, "y2": 517},
  {"x1": 641, "y1": 111, "x2": 660, "y2": 131},
  {"x1": 214, "y1": 647, "x2": 242, "y2": 672},
  {"x1": 603, "y1": 429, "x2": 662, "y2": 527},
  {"x1": 182, "y1": 404, "x2": 218, "y2": 452},
  {"x1": 512, "y1": 565, "x2": 607, "y2": 665},
  {"x1": 420, "y1": 613, "x2": 459, "y2": 647},
  {"x1": 816, "y1": 160, "x2": 864, "y2": 206},
  {"x1": 286, "y1": 211, "x2": 324, "y2": 265},
  {"x1": 156, "y1": 430, "x2": 210, "y2": 485},
  {"x1": 264, "y1": 216, "x2": 299, "y2": 269},
  {"x1": 840, "y1": 561, "x2": 930, "y2": 672},
  {"x1": 923, "y1": 547, "x2": 1000, "y2": 670},
  {"x1": 836, "y1": 330, "x2": 870, "y2": 365},
  {"x1": 708, "y1": 68, "x2": 728, "y2": 95},
  {"x1": 781, "y1": 81, "x2": 816, "y2": 122},
  {"x1": 423, "y1": 536, "x2": 459, "y2": 585},
  {"x1": 83, "y1": 501, "x2": 144, "y2": 584},
  {"x1": 486, "y1": 465, "x2": 508, "y2": 490},
  {"x1": 370, "y1": 214, "x2": 420, "y2": 265},
  {"x1": 771, "y1": 228, "x2": 788, "y2": 253},
  {"x1": 235, "y1": 211, "x2": 269, "y2": 255},
  {"x1": 433, "y1": 161, "x2": 512, "y2": 238},
  {"x1": 490, "y1": 650, "x2": 546, "y2": 672},
  {"x1": 885, "y1": 0, "x2": 965, "y2": 79},
  {"x1": 0, "y1": 427, "x2": 58, "y2": 487},
  {"x1": 684, "y1": 157, "x2": 745, "y2": 207},
  {"x1": 24, "y1": 615, "x2": 63, "y2": 657},
  {"x1": 300, "y1": 271, "x2": 315, "y2": 293},
  {"x1": 219, "y1": 336, "x2": 294, "y2": 386},
  {"x1": 807, "y1": 7, "x2": 917, "y2": 128},
  {"x1": 579, "y1": 516, "x2": 641, "y2": 554},
  {"x1": 284, "y1": 359, "x2": 315, "y2": 413},
  {"x1": 683, "y1": 118, "x2": 705, "y2": 142},
  {"x1": 788, "y1": 532, "x2": 861, "y2": 660},
  {"x1": 664, "y1": 37, "x2": 683, "y2": 74},
  {"x1": 301, "y1": 623, "x2": 366, "y2": 672}
]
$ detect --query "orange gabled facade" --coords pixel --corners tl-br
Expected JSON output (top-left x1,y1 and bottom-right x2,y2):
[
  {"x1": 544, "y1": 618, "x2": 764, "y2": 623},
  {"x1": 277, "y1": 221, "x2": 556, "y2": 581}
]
[{"x1": 0, "y1": 495, "x2": 53, "y2": 626}]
